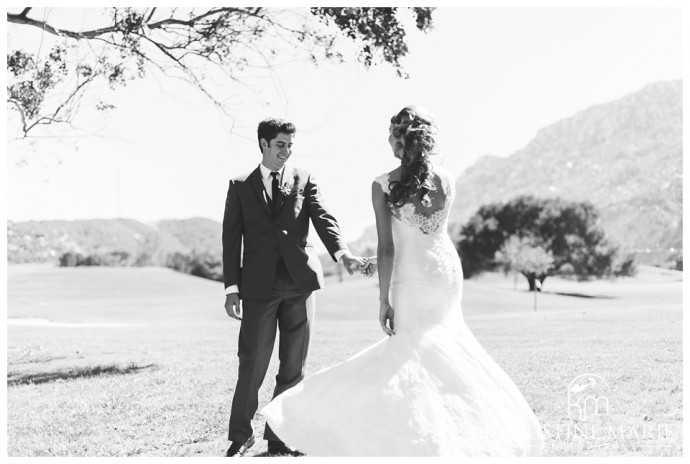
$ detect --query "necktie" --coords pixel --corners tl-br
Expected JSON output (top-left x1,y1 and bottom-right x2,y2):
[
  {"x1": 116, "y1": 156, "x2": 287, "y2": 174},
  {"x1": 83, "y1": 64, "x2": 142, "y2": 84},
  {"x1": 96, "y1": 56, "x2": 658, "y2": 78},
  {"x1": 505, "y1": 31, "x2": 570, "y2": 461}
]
[{"x1": 270, "y1": 171, "x2": 281, "y2": 214}]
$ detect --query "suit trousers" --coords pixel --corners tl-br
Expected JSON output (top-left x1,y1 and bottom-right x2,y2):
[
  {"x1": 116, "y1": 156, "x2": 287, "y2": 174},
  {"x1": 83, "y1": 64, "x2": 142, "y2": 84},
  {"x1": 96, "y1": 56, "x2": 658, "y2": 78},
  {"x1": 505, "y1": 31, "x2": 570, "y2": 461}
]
[{"x1": 227, "y1": 257, "x2": 315, "y2": 443}]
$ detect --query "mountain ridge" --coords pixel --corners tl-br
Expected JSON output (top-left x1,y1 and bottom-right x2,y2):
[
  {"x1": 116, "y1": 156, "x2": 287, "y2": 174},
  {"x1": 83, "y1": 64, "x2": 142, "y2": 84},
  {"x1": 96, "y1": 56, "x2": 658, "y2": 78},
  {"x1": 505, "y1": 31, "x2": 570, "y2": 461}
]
[{"x1": 449, "y1": 79, "x2": 682, "y2": 253}]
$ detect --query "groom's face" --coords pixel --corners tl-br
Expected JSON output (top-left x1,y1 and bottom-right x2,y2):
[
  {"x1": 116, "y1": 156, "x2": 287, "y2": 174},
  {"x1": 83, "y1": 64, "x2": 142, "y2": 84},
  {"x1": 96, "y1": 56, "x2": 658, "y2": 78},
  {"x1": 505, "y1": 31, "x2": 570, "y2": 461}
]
[{"x1": 261, "y1": 132, "x2": 294, "y2": 171}]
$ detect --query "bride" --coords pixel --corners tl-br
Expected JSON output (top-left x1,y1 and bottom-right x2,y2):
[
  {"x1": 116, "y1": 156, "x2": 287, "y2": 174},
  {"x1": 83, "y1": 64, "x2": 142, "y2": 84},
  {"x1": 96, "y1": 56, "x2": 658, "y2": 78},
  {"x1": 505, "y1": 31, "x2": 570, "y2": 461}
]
[{"x1": 261, "y1": 106, "x2": 545, "y2": 456}]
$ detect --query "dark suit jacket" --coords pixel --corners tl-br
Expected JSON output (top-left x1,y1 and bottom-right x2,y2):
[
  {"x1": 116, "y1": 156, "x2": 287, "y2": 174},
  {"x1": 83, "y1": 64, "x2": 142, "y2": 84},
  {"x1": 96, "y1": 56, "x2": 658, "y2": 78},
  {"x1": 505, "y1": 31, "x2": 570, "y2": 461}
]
[{"x1": 222, "y1": 165, "x2": 347, "y2": 300}]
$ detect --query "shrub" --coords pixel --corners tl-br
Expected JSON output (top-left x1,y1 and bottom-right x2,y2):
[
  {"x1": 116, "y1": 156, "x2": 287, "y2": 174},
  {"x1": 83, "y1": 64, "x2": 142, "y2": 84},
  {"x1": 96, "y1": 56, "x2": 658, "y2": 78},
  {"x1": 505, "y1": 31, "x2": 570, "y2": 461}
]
[
  {"x1": 189, "y1": 251, "x2": 223, "y2": 282},
  {"x1": 164, "y1": 250, "x2": 223, "y2": 282},
  {"x1": 165, "y1": 252, "x2": 193, "y2": 274},
  {"x1": 58, "y1": 251, "x2": 83, "y2": 267},
  {"x1": 57, "y1": 250, "x2": 130, "y2": 267},
  {"x1": 132, "y1": 252, "x2": 152, "y2": 267},
  {"x1": 613, "y1": 253, "x2": 637, "y2": 277}
]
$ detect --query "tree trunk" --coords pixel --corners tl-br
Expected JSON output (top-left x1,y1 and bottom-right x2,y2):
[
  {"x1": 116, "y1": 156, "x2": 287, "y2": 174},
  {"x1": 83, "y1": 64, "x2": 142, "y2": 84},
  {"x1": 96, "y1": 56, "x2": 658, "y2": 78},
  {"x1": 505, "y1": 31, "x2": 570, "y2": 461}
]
[
  {"x1": 524, "y1": 272, "x2": 536, "y2": 291},
  {"x1": 523, "y1": 272, "x2": 547, "y2": 292}
]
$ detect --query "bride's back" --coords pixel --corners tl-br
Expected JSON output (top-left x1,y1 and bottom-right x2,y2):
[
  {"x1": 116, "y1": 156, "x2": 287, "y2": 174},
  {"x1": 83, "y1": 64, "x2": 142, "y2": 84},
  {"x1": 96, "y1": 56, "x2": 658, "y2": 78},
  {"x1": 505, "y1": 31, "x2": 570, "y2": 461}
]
[
  {"x1": 375, "y1": 166, "x2": 460, "y2": 290},
  {"x1": 382, "y1": 166, "x2": 455, "y2": 238},
  {"x1": 375, "y1": 165, "x2": 464, "y2": 331}
]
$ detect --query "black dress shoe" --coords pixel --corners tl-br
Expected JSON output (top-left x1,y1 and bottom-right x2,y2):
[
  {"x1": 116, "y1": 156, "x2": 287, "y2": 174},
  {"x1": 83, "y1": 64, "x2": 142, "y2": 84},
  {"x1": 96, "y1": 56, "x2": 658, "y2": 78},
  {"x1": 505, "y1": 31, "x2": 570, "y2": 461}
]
[
  {"x1": 226, "y1": 434, "x2": 255, "y2": 457},
  {"x1": 267, "y1": 440, "x2": 302, "y2": 456}
]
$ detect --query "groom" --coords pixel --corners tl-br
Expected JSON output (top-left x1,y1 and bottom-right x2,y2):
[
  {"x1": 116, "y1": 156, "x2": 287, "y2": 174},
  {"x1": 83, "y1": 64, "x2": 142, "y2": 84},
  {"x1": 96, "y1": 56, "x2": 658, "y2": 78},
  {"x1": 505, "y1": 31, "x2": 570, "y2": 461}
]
[{"x1": 222, "y1": 118, "x2": 365, "y2": 457}]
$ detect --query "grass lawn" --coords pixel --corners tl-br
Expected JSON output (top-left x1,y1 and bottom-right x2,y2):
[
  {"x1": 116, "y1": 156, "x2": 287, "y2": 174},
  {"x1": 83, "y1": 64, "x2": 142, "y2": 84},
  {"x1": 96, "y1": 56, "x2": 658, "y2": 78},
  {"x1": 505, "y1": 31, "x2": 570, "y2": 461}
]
[{"x1": 6, "y1": 264, "x2": 683, "y2": 456}]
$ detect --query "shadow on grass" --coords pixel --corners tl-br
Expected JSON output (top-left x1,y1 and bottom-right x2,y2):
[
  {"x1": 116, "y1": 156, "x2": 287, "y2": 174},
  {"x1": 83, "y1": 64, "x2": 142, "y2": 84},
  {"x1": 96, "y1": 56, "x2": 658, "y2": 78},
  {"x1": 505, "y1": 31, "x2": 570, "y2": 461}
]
[
  {"x1": 8, "y1": 363, "x2": 157, "y2": 387},
  {"x1": 550, "y1": 291, "x2": 616, "y2": 300},
  {"x1": 251, "y1": 451, "x2": 302, "y2": 457}
]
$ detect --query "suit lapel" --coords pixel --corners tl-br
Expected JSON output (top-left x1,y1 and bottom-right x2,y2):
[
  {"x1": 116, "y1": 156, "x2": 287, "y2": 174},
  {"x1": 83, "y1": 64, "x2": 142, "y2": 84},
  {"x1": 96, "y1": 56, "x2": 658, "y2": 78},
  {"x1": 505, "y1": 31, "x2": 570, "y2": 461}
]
[{"x1": 248, "y1": 167, "x2": 272, "y2": 217}]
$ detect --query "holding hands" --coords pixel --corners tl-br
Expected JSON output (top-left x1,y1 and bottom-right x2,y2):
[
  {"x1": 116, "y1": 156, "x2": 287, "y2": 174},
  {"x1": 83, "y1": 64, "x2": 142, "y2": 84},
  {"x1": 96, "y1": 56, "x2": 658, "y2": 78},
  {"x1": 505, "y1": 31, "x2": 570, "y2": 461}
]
[
  {"x1": 361, "y1": 256, "x2": 377, "y2": 276},
  {"x1": 339, "y1": 252, "x2": 378, "y2": 276},
  {"x1": 340, "y1": 252, "x2": 378, "y2": 276},
  {"x1": 340, "y1": 252, "x2": 367, "y2": 275}
]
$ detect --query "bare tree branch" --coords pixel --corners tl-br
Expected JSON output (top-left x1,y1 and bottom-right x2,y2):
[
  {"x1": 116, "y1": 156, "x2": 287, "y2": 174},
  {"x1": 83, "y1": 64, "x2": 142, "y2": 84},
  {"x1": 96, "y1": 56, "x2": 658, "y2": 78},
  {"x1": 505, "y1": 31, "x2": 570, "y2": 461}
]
[
  {"x1": 145, "y1": 7, "x2": 157, "y2": 23},
  {"x1": 8, "y1": 99, "x2": 29, "y2": 135},
  {"x1": 137, "y1": 34, "x2": 225, "y2": 107},
  {"x1": 7, "y1": 7, "x2": 263, "y2": 40},
  {"x1": 23, "y1": 76, "x2": 95, "y2": 135},
  {"x1": 7, "y1": 12, "x2": 120, "y2": 39}
]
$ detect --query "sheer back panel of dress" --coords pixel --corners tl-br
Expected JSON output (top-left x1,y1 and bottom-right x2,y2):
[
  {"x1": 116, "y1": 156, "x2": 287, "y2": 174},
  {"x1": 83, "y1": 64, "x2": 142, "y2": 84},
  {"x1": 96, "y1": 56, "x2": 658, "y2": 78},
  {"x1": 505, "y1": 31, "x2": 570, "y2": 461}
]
[{"x1": 375, "y1": 170, "x2": 455, "y2": 236}]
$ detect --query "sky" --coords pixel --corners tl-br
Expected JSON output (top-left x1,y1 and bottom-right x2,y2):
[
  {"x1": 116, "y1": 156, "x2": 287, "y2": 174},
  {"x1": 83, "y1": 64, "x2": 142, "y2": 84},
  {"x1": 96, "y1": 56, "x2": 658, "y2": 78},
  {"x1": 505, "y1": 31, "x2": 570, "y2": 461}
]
[{"x1": 5, "y1": 6, "x2": 684, "y2": 243}]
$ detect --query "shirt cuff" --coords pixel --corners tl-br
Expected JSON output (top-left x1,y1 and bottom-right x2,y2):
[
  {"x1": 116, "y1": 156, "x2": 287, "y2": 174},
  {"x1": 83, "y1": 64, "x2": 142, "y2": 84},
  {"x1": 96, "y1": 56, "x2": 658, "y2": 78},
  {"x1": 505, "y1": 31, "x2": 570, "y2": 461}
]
[
  {"x1": 225, "y1": 285, "x2": 239, "y2": 295},
  {"x1": 334, "y1": 249, "x2": 350, "y2": 262}
]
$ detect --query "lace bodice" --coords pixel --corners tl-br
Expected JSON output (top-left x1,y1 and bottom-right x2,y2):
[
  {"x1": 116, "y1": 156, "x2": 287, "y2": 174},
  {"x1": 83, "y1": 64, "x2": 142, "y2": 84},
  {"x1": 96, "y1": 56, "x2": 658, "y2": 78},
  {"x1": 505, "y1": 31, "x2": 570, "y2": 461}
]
[
  {"x1": 374, "y1": 171, "x2": 454, "y2": 236},
  {"x1": 374, "y1": 169, "x2": 462, "y2": 293}
]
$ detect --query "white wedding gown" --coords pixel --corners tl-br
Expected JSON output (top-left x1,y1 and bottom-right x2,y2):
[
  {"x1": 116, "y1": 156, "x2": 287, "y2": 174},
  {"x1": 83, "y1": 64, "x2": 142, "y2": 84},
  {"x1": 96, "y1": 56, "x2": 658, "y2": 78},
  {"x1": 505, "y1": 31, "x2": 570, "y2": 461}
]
[{"x1": 261, "y1": 171, "x2": 545, "y2": 456}]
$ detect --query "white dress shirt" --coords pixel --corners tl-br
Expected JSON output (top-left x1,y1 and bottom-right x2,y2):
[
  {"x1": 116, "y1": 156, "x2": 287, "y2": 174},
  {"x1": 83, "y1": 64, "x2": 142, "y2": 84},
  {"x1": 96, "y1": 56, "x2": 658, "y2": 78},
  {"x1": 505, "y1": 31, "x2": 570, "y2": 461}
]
[
  {"x1": 225, "y1": 164, "x2": 349, "y2": 295},
  {"x1": 259, "y1": 163, "x2": 283, "y2": 202}
]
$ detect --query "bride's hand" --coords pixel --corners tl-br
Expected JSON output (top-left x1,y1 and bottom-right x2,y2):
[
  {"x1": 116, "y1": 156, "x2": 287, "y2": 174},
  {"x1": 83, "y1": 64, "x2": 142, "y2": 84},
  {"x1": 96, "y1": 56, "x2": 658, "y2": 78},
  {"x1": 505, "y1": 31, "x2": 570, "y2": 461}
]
[
  {"x1": 379, "y1": 302, "x2": 395, "y2": 336},
  {"x1": 361, "y1": 256, "x2": 378, "y2": 277}
]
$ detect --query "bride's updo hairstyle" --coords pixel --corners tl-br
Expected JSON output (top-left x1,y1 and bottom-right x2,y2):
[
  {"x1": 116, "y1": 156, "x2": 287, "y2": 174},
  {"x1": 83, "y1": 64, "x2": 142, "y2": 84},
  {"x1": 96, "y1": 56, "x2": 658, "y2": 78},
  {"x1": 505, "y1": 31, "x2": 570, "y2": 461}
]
[{"x1": 388, "y1": 105, "x2": 439, "y2": 208}]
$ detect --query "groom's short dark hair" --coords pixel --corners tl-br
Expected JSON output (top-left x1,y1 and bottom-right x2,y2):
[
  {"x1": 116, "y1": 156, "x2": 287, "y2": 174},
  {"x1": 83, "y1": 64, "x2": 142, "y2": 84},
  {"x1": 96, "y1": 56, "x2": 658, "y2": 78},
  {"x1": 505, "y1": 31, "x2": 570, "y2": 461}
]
[{"x1": 257, "y1": 118, "x2": 296, "y2": 152}]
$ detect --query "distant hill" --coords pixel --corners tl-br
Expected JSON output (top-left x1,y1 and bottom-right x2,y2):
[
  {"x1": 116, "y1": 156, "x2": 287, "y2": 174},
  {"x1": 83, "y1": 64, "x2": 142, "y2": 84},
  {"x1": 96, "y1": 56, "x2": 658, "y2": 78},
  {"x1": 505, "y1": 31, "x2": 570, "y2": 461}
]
[
  {"x1": 449, "y1": 80, "x2": 682, "y2": 253},
  {"x1": 7, "y1": 218, "x2": 222, "y2": 265}
]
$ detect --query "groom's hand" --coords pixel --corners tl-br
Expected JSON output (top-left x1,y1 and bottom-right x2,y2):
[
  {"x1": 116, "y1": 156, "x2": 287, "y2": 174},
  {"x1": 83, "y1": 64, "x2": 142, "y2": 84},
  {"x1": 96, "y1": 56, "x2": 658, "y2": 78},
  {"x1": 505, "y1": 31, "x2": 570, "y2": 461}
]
[
  {"x1": 361, "y1": 256, "x2": 377, "y2": 277},
  {"x1": 225, "y1": 293, "x2": 242, "y2": 320},
  {"x1": 340, "y1": 252, "x2": 366, "y2": 276}
]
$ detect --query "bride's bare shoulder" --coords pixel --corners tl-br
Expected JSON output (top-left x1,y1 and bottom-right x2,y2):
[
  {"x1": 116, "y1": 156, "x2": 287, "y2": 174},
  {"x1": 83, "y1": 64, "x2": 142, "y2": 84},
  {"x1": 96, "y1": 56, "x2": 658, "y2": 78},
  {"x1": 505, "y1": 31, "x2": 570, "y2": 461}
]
[
  {"x1": 431, "y1": 166, "x2": 455, "y2": 192},
  {"x1": 388, "y1": 166, "x2": 402, "y2": 182},
  {"x1": 373, "y1": 167, "x2": 401, "y2": 190}
]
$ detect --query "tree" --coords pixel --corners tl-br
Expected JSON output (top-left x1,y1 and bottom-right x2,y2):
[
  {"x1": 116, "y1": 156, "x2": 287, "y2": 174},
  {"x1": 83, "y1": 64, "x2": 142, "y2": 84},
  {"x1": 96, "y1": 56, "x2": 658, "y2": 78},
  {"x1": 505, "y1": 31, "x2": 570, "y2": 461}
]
[
  {"x1": 458, "y1": 195, "x2": 636, "y2": 289},
  {"x1": 494, "y1": 236, "x2": 554, "y2": 291},
  {"x1": 7, "y1": 7, "x2": 434, "y2": 137}
]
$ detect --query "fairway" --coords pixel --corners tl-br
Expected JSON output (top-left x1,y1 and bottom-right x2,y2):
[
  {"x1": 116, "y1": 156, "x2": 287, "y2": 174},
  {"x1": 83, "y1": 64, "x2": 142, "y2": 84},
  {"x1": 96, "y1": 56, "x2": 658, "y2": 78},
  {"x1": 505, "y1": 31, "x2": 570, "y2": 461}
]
[{"x1": 6, "y1": 264, "x2": 682, "y2": 457}]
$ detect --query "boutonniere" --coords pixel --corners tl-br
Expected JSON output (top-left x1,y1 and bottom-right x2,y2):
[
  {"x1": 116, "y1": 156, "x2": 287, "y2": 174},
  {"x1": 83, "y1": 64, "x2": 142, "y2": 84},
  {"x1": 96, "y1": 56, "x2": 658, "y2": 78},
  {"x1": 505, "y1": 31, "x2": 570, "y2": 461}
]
[{"x1": 278, "y1": 182, "x2": 303, "y2": 197}]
